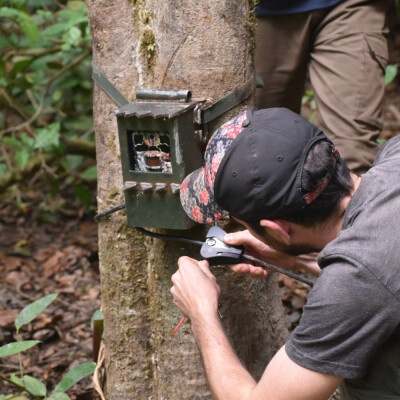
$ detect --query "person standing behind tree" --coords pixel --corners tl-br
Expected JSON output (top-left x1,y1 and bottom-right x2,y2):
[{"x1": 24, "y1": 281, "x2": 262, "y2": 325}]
[{"x1": 255, "y1": 0, "x2": 389, "y2": 174}]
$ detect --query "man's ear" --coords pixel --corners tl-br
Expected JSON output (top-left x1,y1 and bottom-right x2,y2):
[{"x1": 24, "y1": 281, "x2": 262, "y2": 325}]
[{"x1": 259, "y1": 219, "x2": 292, "y2": 244}]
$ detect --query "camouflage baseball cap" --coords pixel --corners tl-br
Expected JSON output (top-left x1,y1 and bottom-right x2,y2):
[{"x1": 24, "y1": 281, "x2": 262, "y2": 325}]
[
  {"x1": 180, "y1": 108, "x2": 334, "y2": 224},
  {"x1": 180, "y1": 111, "x2": 247, "y2": 223}
]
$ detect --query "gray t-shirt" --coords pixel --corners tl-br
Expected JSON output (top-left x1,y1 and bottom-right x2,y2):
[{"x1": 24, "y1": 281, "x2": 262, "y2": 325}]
[{"x1": 285, "y1": 135, "x2": 400, "y2": 398}]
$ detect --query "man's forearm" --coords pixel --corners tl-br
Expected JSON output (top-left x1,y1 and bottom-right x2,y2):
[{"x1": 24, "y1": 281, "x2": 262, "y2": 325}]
[{"x1": 191, "y1": 313, "x2": 257, "y2": 400}]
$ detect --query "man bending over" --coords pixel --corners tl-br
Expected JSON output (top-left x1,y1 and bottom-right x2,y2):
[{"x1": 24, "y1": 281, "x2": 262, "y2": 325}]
[{"x1": 171, "y1": 108, "x2": 400, "y2": 400}]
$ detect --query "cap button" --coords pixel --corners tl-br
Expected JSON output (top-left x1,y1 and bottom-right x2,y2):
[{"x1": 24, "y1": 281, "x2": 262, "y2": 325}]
[{"x1": 242, "y1": 119, "x2": 250, "y2": 128}]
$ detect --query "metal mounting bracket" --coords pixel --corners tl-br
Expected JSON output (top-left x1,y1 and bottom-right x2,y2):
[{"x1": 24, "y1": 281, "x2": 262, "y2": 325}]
[{"x1": 91, "y1": 64, "x2": 254, "y2": 129}]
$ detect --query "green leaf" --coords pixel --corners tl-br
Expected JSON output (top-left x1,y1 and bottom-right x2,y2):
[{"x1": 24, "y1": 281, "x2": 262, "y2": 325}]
[
  {"x1": 309, "y1": 110, "x2": 317, "y2": 124},
  {"x1": 15, "y1": 148, "x2": 30, "y2": 168},
  {"x1": 0, "y1": 163, "x2": 7, "y2": 176},
  {"x1": 45, "y1": 393, "x2": 71, "y2": 400},
  {"x1": 0, "y1": 340, "x2": 40, "y2": 358},
  {"x1": 23, "y1": 375, "x2": 47, "y2": 397},
  {"x1": 52, "y1": 89, "x2": 62, "y2": 102},
  {"x1": 63, "y1": 115, "x2": 93, "y2": 132},
  {"x1": 58, "y1": 10, "x2": 87, "y2": 25},
  {"x1": 41, "y1": 22, "x2": 70, "y2": 37},
  {"x1": 36, "y1": 9, "x2": 53, "y2": 22},
  {"x1": 0, "y1": 8, "x2": 39, "y2": 42},
  {"x1": 9, "y1": 58, "x2": 33, "y2": 79},
  {"x1": 0, "y1": 35, "x2": 11, "y2": 49},
  {"x1": 50, "y1": 180, "x2": 59, "y2": 198},
  {"x1": 65, "y1": 26, "x2": 81, "y2": 46},
  {"x1": 34, "y1": 122, "x2": 60, "y2": 150},
  {"x1": 81, "y1": 165, "x2": 97, "y2": 180},
  {"x1": 15, "y1": 293, "x2": 58, "y2": 331},
  {"x1": 18, "y1": 18, "x2": 39, "y2": 43},
  {"x1": 10, "y1": 373, "x2": 24, "y2": 386},
  {"x1": 92, "y1": 309, "x2": 104, "y2": 362},
  {"x1": 45, "y1": 394, "x2": 71, "y2": 400},
  {"x1": 4, "y1": 137, "x2": 21, "y2": 149},
  {"x1": 10, "y1": 0, "x2": 26, "y2": 8},
  {"x1": 0, "y1": 56, "x2": 6, "y2": 78},
  {"x1": 53, "y1": 362, "x2": 96, "y2": 393},
  {"x1": 385, "y1": 64, "x2": 398, "y2": 86},
  {"x1": 74, "y1": 184, "x2": 91, "y2": 206},
  {"x1": 66, "y1": 155, "x2": 83, "y2": 170},
  {"x1": 90, "y1": 309, "x2": 103, "y2": 329},
  {"x1": 67, "y1": 1, "x2": 85, "y2": 11},
  {"x1": 20, "y1": 132, "x2": 34, "y2": 148},
  {"x1": 305, "y1": 89, "x2": 314, "y2": 97}
]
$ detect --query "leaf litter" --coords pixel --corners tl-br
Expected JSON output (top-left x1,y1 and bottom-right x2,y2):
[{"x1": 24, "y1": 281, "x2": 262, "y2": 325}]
[{"x1": 0, "y1": 195, "x2": 100, "y2": 399}]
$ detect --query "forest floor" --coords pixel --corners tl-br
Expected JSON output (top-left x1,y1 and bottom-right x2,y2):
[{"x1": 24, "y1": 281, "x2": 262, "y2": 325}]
[
  {"x1": 0, "y1": 188, "x2": 101, "y2": 399},
  {"x1": 1, "y1": 18, "x2": 400, "y2": 400}
]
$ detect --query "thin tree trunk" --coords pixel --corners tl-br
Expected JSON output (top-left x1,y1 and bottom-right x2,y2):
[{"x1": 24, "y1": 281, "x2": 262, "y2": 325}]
[{"x1": 86, "y1": 0, "x2": 288, "y2": 398}]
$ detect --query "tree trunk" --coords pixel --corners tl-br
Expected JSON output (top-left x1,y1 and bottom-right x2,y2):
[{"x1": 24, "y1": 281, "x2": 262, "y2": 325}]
[{"x1": 86, "y1": 0, "x2": 288, "y2": 398}]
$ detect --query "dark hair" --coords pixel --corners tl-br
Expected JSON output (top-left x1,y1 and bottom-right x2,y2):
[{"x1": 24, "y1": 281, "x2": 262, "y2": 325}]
[{"x1": 278, "y1": 140, "x2": 354, "y2": 227}]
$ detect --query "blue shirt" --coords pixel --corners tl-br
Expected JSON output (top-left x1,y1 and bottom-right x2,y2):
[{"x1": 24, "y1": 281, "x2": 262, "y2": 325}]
[{"x1": 256, "y1": 0, "x2": 344, "y2": 15}]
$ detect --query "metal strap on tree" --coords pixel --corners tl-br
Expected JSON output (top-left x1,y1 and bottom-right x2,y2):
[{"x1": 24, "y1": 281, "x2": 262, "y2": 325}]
[{"x1": 91, "y1": 64, "x2": 255, "y2": 127}]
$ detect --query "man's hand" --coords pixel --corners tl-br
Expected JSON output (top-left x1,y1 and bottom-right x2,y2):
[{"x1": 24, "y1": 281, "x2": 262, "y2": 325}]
[
  {"x1": 171, "y1": 258, "x2": 340, "y2": 400},
  {"x1": 224, "y1": 230, "x2": 307, "y2": 278},
  {"x1": 171, "y1": 257, "x2": 220, "y2": 324}
]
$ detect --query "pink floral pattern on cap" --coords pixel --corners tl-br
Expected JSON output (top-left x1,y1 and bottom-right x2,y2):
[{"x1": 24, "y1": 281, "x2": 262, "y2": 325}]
[
  {"x1": 180, "y1": 111, "x2": 247, "y2": 224},
  {"x1": 200, "y1": 188, "x2": 209, "y2": 205}
]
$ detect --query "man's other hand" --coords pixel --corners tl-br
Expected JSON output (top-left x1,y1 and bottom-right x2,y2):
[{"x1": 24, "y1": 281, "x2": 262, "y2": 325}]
[
  {"x1": 171, "y1": 257, "x2": 220, "y2": 322},
  {"x1": 224, "y1": 230, "x2": 296, "y2": 278}
]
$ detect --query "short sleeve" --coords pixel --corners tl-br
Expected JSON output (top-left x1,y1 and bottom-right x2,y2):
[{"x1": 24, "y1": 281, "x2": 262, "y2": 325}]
[
  {"x1": 373, "y1": 135, "x2": 400, "y2": 168},
  {"x1": 285, "y1": 254, "x2": 400, "y2": 379}
]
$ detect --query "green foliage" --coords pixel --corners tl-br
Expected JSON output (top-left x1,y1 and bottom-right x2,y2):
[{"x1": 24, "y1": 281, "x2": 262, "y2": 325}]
[
  {"x1": 0, "y1": 294, "x2": 96, "y2": 400},
  {"x1": 0, "y1": 340, "x2": 40, "y2": 357},
  {"x1": 15, "y1": 293, "x2": 58, "y2": 331},
  {"x1": 90, "y1": 309, "x2": 104, "y2": 329},
  {"x1": 301, "y1": 89, "x2": 317, "y2": 123},
  {"x1": 0, "y1": 7, "x2": 39, "y2": 42},
  {"x1": 45, "y1": 393, "x2": 71, "y2": 400},
  {"x1": 91, "y1": 309, "x2": 104, "y2": 362},
  {"x1": 0, "y1": 0, "x2": 95, "y2": 206},
  {"x1": 74, "y1": 184, "x2": 92, "y2": 206},
  {"x1": 21, "y1": 376, "x2": 47, "y2": 397},
  {"x1": 53, "y1": 362, "x2": 96, "y2": 393},
  {"x1": 385, "y1": 64, "x2": 398, "y2": 86},
  {"x1": 81, "y1": 165, "x2": 96, "y2": 180},
  {"x1": 0, "y1": 395, "x2": 29, "y2": 400}
]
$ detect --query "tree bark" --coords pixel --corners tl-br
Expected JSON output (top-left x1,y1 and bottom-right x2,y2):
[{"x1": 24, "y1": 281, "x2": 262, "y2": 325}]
[{"x1": 86, "y1": 0, "x2": 288, "y2": 398}]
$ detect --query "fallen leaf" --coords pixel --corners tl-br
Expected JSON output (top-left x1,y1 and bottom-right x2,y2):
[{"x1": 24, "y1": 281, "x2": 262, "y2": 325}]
[
  {"x1": 81, "y1": 287, "x2": 100, "y2": 300},
  {"x1": 0, "y1": 309, "x2": 19, "y2": 327},
  {"x1": 32, "y1": 328, "x2": 56, "y2": 341},
  {"x1": 5, "y1": 270, "x2": 24, "y2": 287},
  {"x1": 0, "y1": 252, "x2": 23, "y2": 272},
  {"x1": 41, "y1": 251, "x2": 65, "y2": 278},
  {"x1": 57, "y1": 278, "x2": 73, "y2": 286},
  {"x1": 34, "y1": 249, "x2": 54, "y2": 262}
]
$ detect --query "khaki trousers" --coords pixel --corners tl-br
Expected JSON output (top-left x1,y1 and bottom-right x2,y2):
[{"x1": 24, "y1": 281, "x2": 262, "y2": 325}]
[{"x1": 255, "y1": 0, "x2": 389, "y2": 174}]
